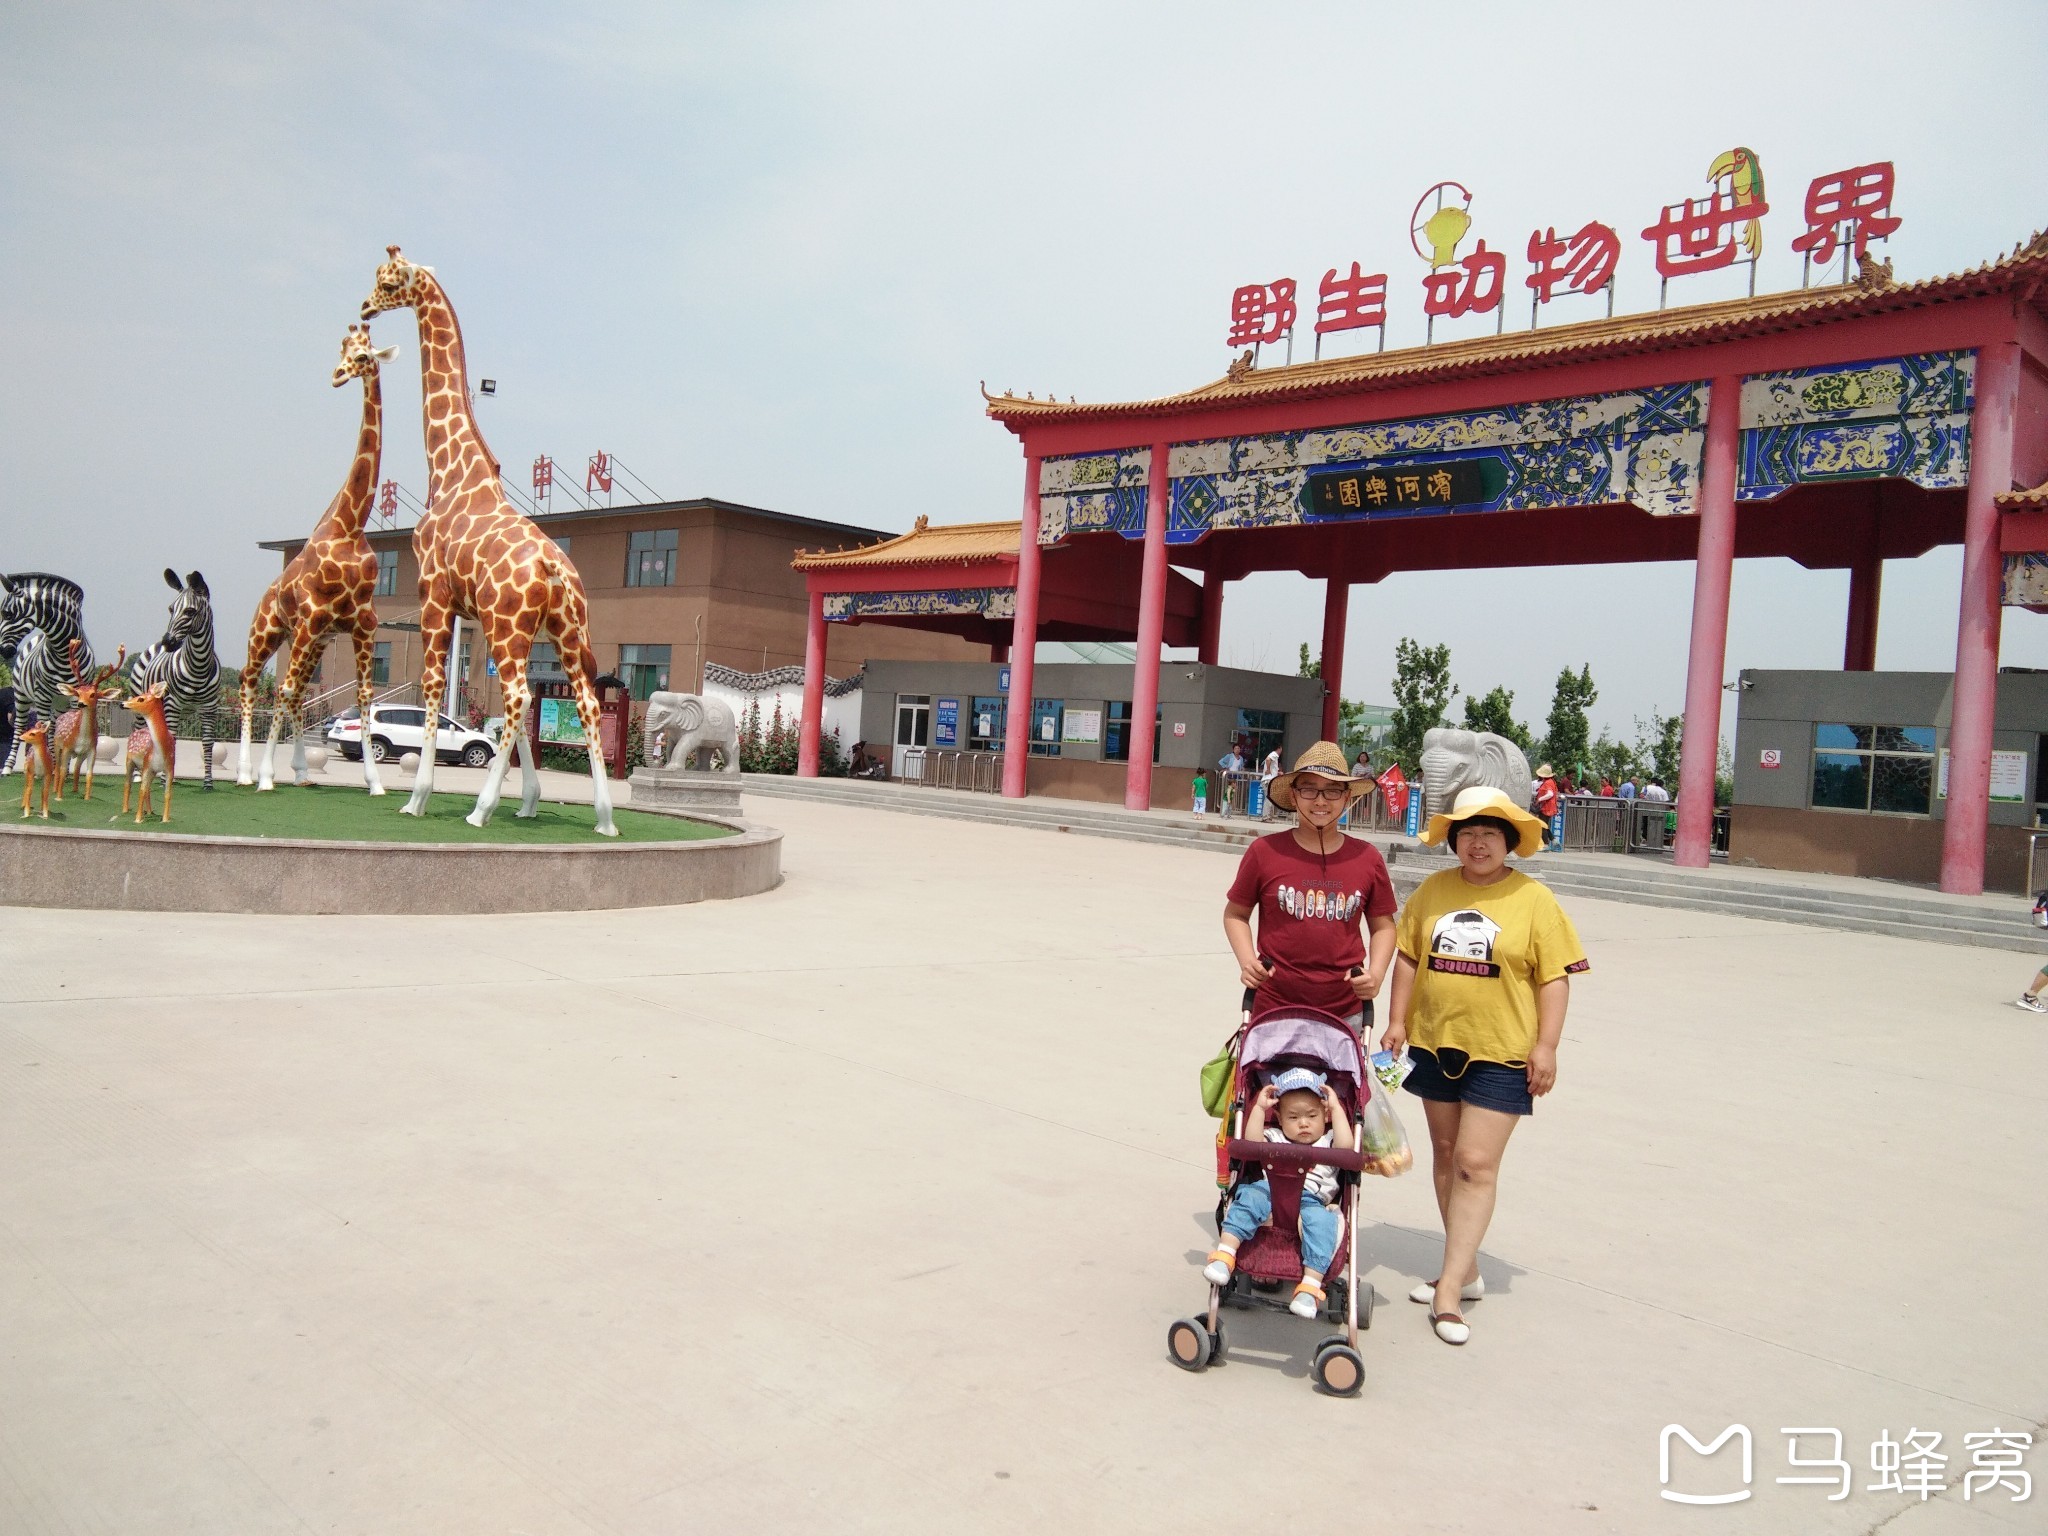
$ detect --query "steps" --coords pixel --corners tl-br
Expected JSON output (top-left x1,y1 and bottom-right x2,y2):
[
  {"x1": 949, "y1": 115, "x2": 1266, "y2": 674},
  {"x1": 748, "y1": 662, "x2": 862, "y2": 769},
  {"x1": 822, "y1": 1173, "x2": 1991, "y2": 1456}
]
[{"x1": 740, "y1": 775, "x2": 2037, "y2": 953}]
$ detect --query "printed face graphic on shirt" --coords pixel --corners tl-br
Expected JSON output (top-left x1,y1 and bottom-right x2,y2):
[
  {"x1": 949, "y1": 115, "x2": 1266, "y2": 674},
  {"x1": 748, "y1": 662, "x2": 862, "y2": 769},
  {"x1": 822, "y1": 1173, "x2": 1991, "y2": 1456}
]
[
  {"x1": 1427, "y1": 908, "x2": 1503, "y2": 977},
  {"x1": 1276, "y1": 882, "x2": 1363, "y2": 924}
]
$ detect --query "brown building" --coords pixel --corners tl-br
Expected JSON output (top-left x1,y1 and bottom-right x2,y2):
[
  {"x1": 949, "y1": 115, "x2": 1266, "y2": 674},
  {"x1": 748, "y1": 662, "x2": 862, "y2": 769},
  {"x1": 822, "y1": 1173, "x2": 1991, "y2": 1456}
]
[{"x1": 258, "y1": 497, "x2": 981, "y2": 716}]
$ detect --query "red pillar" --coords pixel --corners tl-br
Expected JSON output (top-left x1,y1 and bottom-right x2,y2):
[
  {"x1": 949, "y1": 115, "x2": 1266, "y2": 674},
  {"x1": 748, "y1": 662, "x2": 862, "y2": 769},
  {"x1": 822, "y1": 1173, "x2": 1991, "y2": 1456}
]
[
  {"x1": 1000, "y1": 453, "x2": 1043, "y2": 798},
  {"x1": 1125, "y1": 440, "x2": 1171, "y2": 811},
  {"x1": 1197, "y1": 575, "x2": 1225, "y2": 665},
  {"x1": 797, "y1": 585, "x2": 826, "y2": 777},
  {"x1": 990, "y1": 642, "x2": 1009, "y2": 664},
  {"x1": 1940, "y1": 342, "x2": 2021, "y2": 894},
  {"x1": 1843, "y1": 555, "x2": 1882, "y2": 671},
  {"x1": 1674, "y1": 375, "x2": 1741, "y2": 868},
  {"x1": 1319, "y1": 578, "x2": 1348, "y2": 741}
]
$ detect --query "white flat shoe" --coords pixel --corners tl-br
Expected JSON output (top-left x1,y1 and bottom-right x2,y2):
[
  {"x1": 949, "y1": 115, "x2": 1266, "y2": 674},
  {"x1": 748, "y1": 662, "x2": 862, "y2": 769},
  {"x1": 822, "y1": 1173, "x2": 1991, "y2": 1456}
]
[
  {"x1": 1409, "y1": 1276, "x2": 1485, "y2": 1305},
  {"x1": 1430, "y1": 1310, "x2": 1470, "y2": 1345}
]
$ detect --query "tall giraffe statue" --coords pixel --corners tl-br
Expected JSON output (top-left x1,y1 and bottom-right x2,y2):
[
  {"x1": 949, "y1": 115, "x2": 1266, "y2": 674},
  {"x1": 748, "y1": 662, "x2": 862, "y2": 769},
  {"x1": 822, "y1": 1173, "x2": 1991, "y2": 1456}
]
[
  {"x1": 360, "y1": 247, "x2": 618, "y2": 835},
  {"x1": 238, "y1": 324, "x2": 396, "y2": 794}
]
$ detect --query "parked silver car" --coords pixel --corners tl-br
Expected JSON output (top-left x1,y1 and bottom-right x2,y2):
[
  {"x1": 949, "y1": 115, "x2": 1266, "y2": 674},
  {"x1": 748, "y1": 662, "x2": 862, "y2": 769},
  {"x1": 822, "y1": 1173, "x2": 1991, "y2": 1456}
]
[{"x1": 327, "y1": 705, "x2": 498, "y2": 767}]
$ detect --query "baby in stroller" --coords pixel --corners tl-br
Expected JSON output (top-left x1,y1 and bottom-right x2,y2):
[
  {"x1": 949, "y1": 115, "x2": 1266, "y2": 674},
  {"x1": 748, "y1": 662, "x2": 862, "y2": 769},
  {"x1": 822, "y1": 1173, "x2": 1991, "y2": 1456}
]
[{"x1": 1203, "y1": 1066, "x2": 1353, "y2": 1318}]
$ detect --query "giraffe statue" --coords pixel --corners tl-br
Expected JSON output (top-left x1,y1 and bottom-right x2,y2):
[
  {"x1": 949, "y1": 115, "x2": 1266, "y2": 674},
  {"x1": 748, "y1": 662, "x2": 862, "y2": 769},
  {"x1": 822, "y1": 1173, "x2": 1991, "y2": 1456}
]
[
  {"x1": 360, "y1": 247, "x2": 617, "y2": 835},
  {"x1": 238, "y1": 324, "x2": 396, "y2": 794}
]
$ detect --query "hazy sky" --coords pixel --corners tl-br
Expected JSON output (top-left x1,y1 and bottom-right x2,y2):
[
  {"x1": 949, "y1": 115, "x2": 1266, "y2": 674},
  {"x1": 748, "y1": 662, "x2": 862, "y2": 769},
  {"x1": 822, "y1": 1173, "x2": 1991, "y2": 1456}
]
[{"x1": 5, "y1": 2, "x2": 2046, "y2": 741}]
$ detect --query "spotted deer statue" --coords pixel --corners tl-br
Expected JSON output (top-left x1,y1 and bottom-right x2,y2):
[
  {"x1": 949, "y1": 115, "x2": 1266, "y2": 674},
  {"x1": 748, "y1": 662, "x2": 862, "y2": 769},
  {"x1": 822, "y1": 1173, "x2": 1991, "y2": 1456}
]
[
  {"x1": 52, "y1": 640, "x2": 125, "y2": 801},
  {"x1": 360, "y1": 246, "x2": 617, "y2": 834},
  {"x1": 239, "y1": 323, "x2": 395, "y2": 794},
  {"x1": 122, "y1": 680, "x2": 175, "y2": 824},
  {"x1": 17, "y1": 720, "x2": 55, "y2": 819}
]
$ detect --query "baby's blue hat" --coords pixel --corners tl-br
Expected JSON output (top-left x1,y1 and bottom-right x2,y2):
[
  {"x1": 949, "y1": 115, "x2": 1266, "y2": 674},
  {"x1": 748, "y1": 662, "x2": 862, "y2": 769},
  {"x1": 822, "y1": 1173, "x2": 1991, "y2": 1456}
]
[{"x1": 1271, "y1": 1068, "x2": 1326, "y2": 1097}]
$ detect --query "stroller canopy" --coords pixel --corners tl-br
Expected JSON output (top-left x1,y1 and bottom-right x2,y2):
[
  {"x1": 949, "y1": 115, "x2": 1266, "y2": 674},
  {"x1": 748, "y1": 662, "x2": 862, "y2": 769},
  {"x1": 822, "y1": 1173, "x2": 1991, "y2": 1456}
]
[{"x1": 1240, "y1": 1007, "x2": 1365, "y2": 1085}]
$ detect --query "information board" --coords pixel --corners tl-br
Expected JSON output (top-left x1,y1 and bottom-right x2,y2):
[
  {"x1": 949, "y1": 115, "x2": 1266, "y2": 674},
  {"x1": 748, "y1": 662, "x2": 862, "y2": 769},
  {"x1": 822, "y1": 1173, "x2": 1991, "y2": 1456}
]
[
  {"x1": 1937, "y1": 748, "x2": 2030, "y2": 804},
  {"x1": 537, "y1": 697, "x2": 588, "y2": 745},
  {"x1": 1062, "y1": 708, "x2": 1102, "y2": 745},
  {"x1": 935, "y1": 697, "x2": 959, "y2": 748}
]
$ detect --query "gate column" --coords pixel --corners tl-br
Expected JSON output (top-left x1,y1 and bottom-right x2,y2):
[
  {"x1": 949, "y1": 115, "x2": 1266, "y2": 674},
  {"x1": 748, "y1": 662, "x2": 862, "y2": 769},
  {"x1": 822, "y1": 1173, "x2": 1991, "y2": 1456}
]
[
  {"x1": 1319, "y1": 578, "x2": 1348, "y2": 742},
  {"x1": 1674, "y1": 376, "x2": 1740, "y2": 868},
  {"x1": 1197, "y1": 575, "x2": 1225, "y2": 665},
  {"x1": 1941, "y1": 342, "x2": 2021, "y2": 894},
  {"x1": 1000, "y1": 454, "x2": 1044, "y2": 798},
  {"x1": 1125, "y1": 441, "x2": 1170, "y2": 810},
  {"x1": 797, "y1": 586, "x2": 825, "y2": 777}
]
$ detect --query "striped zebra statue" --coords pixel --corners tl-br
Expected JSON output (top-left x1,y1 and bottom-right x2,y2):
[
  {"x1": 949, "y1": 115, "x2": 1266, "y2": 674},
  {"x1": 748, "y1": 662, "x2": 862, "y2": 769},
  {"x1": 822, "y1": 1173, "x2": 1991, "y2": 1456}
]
[
  {"x1": 127, "y1": 569, "x2": 223, "y2": 789},
  {"x1": 0, "y1": 572, "x2": 96, "y2": 773}
]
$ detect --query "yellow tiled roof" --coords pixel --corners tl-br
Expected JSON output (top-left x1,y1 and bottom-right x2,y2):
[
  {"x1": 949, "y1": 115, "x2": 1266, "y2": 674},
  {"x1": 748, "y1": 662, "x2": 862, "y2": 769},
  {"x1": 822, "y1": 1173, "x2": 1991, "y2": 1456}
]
[
  {"x1": 1999, "y1": 481, "x2": 2048, "y2": 510},
  {"x1": 792, "y1": 516, "x2": 1020, "y2": 570},
  {"x1": 984, "y1": 232, "x2": 2048, "y2": 425}
]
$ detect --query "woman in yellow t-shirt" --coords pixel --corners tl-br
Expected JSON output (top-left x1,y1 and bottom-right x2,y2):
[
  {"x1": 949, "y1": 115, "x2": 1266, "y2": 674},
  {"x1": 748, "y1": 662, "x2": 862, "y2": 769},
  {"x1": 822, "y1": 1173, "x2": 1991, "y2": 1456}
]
[{"x1": 1382, "y1": 786, "x2": 1587, "y2": 1347}]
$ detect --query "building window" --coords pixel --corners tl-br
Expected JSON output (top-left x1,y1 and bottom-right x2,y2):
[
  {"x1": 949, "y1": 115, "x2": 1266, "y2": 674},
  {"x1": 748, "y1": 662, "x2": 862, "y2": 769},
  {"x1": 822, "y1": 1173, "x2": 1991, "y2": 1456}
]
[
  {"x1": 371, "y1": 641, "x2": 390, "y2": 686},
  {"x1": 1234, "y1": 708, "x2": 1287, "y2": 769},
  {"x1": 1104, "y1": 701, "x2": 1161, "y2": 764},
  {"x1": 530, "y1": 641, "x2": 566, "y2": 680},
  {"x1": 374, "y1": 549, "x2": 398, "y2": 597},
  {"x1": 1030, "y1": 698, "x2": 1063, "y2": 757},
  {"x1": 553, "y1": 535, "x2": 571, "y2": 557},
  {"x1": 969, "y1": 695, "x2": 1007, "y2": 751},
  {"x1": 626, "y1": 528, "x2": 679, "y2": 588},
  {"x1": 1811, "y1": 724, "x2": 1935, "y2": 814},
  {"x1": 619, "y1": 643, "x2": 671, "y2": 700}
]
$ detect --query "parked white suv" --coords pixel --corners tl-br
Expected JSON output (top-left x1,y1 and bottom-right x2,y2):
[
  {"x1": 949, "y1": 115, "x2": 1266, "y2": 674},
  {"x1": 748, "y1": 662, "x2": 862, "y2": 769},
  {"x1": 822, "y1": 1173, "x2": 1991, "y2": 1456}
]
[{"x1": 327, "y1": 705, "x2": 499, "y2": 767}]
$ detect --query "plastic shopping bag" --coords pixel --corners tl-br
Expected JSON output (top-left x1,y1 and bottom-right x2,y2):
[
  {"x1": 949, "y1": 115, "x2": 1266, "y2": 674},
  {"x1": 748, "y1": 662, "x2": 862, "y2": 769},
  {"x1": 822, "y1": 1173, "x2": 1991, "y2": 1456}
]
[{"x1": 1355, "y1": 1082, "x2": 1414, "y2": 1176}]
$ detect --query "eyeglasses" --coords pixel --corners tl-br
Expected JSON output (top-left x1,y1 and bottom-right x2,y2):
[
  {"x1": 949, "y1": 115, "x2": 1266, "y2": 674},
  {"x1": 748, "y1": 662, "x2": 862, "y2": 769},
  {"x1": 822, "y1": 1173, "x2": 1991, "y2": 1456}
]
[{"x1": 1293, "y1": 783, "x2": 1351, "y2": 802}]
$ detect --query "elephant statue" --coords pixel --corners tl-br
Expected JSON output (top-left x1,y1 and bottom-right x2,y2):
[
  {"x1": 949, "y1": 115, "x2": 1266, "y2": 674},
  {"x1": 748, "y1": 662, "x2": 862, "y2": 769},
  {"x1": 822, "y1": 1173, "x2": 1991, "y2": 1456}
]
[
  {"x1": 1419, "y1": 727, "x2": 1533, "y2": 821},
  {"x1": 643, "y1": 691, "x2": 741, "y2": 774}
]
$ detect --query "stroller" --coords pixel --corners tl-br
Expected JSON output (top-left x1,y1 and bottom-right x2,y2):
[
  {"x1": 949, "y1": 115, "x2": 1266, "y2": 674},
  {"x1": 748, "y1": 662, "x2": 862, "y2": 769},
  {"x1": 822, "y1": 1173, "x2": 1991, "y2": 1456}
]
[{"x1": 1169, "y1": 997, "x2": 1379, "y2": 1396}]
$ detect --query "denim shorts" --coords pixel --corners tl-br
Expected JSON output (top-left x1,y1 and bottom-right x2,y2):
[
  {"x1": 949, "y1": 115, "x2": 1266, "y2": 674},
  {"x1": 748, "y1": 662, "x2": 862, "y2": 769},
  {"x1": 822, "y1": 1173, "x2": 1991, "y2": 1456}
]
[{"x1": 1401, "y1": 1046, "x2": 1534, "y2": 1117}]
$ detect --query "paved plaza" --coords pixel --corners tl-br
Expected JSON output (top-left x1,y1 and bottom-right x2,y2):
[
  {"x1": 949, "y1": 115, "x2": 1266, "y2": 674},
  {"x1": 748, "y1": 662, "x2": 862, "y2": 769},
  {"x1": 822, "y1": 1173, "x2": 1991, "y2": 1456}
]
[{"x1": 2, "y1": 794, "x2": 2043, "y2": 1534}]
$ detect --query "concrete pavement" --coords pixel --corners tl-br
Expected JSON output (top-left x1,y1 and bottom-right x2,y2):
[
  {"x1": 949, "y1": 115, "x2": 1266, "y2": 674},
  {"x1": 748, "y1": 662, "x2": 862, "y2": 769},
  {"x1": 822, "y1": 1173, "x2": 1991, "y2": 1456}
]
[{"x1": 1, "y1": 793, "x2": 2043, "y2": 1533}]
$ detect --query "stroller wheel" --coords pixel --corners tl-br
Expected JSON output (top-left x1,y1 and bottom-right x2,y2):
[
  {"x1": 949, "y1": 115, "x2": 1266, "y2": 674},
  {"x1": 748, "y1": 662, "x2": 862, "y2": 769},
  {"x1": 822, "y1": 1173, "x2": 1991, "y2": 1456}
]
[
  {"x1": 1356, "y1": 1283, "x2": 1374, "y2": 1331},
  {"x1": 1312, "y1": 1341, "x2": 1365, "y2": 1398},
  {"x1": 1168, "y1": 1318, "x2": 1211, "y2": 1372}
]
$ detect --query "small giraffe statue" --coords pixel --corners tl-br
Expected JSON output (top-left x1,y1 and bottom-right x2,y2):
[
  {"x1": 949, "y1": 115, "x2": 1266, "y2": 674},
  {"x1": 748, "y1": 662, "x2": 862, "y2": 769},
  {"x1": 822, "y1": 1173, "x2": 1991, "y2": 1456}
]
[
  {"x1": 239, "y1": 324, "x2": 397, "y2": 795},
  {"x1": 122, "y1": 681, "x2": 175, "y2": 824},
  {"x1": 17, "y1": 720, "x2": 55, "y2": 819},
  {"x1": 361, "y1": 246, "x2": 618, "y2": 834},
  {"x1": 52, "y1": 640, "x2": 126, "y2": 801}
]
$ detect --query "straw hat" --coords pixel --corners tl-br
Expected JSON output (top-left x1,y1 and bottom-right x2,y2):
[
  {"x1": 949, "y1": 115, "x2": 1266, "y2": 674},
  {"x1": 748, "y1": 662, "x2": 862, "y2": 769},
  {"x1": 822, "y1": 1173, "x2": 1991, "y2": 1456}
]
[
  {"x1": 1421, "y1": 785, "x2": 1547, "y2": 858},
  {"x1": 1535, "y1": 763, "x2": 1555, "y2": 778},
  {"x1": 1269, "y1": 740, "x2": 1371, "y2": 811}
]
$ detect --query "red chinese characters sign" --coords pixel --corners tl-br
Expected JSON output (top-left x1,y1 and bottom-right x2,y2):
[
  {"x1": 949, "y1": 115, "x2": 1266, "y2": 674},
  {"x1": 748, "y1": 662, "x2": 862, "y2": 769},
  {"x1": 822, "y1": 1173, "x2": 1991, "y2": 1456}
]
[
  {"x1": 1223, "y1": 150, "x2": 1900, "y2": 352},
  {"x1": 1789, "y1": 161, "x2": 1900, "y2": 264}
]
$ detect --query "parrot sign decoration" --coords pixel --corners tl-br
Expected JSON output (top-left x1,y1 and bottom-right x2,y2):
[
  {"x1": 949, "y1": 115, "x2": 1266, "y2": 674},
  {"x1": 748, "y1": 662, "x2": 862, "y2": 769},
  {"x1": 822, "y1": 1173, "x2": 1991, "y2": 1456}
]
[{"x1": 1225, "y1": 150, "x2": 1900, "y2": 358}]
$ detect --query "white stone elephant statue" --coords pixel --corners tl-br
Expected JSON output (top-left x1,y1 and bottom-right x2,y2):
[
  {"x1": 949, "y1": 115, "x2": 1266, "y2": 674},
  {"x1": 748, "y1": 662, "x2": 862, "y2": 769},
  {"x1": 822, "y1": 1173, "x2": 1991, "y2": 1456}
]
[
  {"x1": 643, "y1": 691, "x2": 742, "y2": 773},
  {"x1": 1419, "y1": 727, "x2": 1534, "y2": 820}
]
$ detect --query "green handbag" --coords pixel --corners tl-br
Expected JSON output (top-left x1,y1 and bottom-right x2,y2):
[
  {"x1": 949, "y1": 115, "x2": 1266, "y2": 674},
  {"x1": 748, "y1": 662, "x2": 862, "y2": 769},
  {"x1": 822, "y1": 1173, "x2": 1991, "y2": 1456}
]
[{"x1": 1199, "y1": 1032, "x2": 1238, "y2": 1119}]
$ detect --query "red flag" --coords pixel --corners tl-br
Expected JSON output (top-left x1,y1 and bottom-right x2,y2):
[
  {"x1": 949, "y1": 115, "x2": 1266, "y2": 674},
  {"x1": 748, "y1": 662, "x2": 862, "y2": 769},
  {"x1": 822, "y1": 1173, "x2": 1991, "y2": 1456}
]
[{"x1": 1376, "y1": 763, "x2": 1409, "y2": 819}]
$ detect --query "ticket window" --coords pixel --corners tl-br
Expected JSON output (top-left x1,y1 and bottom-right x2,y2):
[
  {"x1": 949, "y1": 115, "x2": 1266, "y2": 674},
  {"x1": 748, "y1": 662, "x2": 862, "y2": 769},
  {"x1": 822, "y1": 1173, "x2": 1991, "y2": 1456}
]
[
  {"x1": 892, "y1": 694, "x2": 930, "y2": 779},
  {"x1": 970, "y1": 696, "x2": 1007, "y2": 751},
  {"x1": 1030, "y1": 699, "x2": 1064, "y2": 757}
]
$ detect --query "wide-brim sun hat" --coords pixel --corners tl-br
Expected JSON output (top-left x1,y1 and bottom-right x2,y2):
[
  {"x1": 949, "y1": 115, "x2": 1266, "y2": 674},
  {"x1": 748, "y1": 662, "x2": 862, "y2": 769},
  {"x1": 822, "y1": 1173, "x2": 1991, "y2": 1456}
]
[
  {"x1": 1268, "y1": 740, "x2": 1371, "y2": 811},
  {"x1": 1535, "y1": 763, "x2": 1555, "y2": 778},
  {"x1": 1422, "y1": 785, "x2": 1547, "y2": 858}
]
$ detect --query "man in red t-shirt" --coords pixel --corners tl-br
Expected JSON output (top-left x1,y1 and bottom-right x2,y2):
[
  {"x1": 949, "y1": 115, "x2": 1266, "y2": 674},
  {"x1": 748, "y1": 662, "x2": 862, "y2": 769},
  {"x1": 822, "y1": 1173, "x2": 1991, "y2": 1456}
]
[{"x1": 1225, "y1": 741, "x2": 1398, "y2": 1019}]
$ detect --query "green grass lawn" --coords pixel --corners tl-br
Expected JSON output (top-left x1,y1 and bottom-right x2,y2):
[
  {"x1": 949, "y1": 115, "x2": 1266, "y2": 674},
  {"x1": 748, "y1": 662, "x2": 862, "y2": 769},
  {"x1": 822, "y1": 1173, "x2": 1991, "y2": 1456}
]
[{"x1": 0, "y1": 776, "x2": 730, "y2": 844}]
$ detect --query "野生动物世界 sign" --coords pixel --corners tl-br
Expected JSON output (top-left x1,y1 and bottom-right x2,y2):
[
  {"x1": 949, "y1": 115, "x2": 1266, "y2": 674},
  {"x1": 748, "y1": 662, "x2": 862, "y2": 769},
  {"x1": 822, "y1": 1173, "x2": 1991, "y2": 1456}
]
[{"x1": 1307, "y1": 457, "x2": 1503, "y2": 517}]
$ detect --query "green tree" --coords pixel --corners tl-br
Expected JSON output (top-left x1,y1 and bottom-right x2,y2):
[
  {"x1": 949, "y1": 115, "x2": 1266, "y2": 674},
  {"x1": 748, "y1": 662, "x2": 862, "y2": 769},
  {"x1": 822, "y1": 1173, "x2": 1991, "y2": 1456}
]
[
  {"x1": 1460, "y1": 684, "x2": 1534, "y2": 754},
  {"x1": 1586, "y1": 730, "x2": 1638, "y2": 788},
  {"x1": 1542, "y1": 664, "x2": 1598, "y2": 777},
  {"x1": 1388, "y1": 637, "x2": 1455, "y2": 774},
  {"x1": 1297, "y1": 642, "x2": 1320, "y2": 679},
  {"x1": 1634, "y1": 710, "x2": 1684, "y2": 788}
]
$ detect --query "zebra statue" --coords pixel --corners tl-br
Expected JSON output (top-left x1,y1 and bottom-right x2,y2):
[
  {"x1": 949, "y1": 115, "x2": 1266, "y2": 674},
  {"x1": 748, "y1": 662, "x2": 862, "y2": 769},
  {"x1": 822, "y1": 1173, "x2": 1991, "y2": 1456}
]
[
  {"x1": 0, "y1": 572, "x2": 96, "y2": 772},
  {"x1": 127, "y1": 569, "x2": 223, "y2": 789}
]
